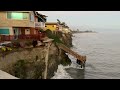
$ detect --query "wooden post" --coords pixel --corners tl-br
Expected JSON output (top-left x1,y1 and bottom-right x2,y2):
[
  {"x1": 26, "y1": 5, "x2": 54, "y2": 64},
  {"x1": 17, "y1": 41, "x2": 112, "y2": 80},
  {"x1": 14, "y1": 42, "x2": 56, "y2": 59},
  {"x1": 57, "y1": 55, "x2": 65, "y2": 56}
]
[
  {"x1": 44, "y1": 42, "x2": 50, "y2": 79},
  {"x1": 43, "y1": 39, "x2": 53, "y2": 79}
]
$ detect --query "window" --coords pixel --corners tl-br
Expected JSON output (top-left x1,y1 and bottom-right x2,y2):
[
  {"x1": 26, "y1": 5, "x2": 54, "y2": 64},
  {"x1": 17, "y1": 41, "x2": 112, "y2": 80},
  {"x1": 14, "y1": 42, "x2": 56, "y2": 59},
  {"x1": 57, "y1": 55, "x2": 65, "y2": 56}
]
[
  {"x1": 23, "y1": 13, "x2": 29, "y2": 19},
  {"x1": 7, "y1": 12, "x2": 11, "y2": 19},
  {"x1": 25, "y1": 29, "x2": 30, "y2": 35},
  {"x1": 30, "y1": 13, "x2": 34, "y2": 21},
  {"x1": 53, "y1": 25, "x2": 56, "y2": 27},
  {"x1": 0, "y1": 29, "x2": 9, "y2": 35},
  {"x1": 7, "y1": 12, "x2": 29, "y2": 20}
]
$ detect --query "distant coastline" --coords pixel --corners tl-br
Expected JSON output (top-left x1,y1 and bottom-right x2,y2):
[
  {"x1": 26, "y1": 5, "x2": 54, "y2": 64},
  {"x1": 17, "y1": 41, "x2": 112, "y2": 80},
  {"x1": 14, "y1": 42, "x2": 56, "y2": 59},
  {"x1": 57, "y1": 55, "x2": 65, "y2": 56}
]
[{"x1": 71, "y1": 30, "x2": 97, "y2": 33}]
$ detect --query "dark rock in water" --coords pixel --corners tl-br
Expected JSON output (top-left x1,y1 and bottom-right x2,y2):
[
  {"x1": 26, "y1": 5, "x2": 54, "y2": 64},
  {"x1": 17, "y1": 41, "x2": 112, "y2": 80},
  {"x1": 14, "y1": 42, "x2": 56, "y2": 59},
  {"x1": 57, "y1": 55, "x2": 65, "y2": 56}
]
[
  {"x1": 60, "y1": 50, "x2": 72, "y2": 66},
  {"x1": 77, "y1": 59, "x2": 81, "y2": 65}
]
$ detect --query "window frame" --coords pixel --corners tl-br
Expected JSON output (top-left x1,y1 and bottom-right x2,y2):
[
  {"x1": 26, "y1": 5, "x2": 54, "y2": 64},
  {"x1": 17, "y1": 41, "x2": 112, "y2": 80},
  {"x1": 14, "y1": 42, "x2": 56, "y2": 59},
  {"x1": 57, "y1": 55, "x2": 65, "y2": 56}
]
[
  {"x1": 30, "y1": 13, "x2": 35, "y2": 22},
  {"x1": 6, "y1": 12, "x2": 29, "y2": 20},
  {"x1": 0, "y1": 28, "x2": 10, "y2": 35}
]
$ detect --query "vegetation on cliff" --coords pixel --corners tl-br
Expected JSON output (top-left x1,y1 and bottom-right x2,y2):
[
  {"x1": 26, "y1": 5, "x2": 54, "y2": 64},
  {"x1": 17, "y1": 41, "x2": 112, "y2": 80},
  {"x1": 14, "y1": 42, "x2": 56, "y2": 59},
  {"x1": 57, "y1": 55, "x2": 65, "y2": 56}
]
[
  {"x1": 45, "y1": 29, "x2": 63, "y2": 44},
  {"x1": 12, "y1": 59, "x2": 45, "y2": 79},
  {"x1": 45, "y1": 29, "x2": 73, "y2": 47}
]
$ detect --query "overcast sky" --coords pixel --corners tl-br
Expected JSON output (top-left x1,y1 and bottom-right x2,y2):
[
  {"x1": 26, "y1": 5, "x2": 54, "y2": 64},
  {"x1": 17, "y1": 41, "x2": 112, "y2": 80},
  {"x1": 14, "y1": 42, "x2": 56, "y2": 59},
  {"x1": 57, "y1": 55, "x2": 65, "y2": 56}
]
[{"x1": 38, "y1": 11, "x2": 120, "y2": 30}]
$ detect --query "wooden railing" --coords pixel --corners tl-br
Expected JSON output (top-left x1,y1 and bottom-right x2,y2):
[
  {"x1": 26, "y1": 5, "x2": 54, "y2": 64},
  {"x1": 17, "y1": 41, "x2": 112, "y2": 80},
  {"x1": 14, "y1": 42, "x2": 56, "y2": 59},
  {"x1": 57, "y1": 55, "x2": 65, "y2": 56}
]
[
  {"x1": 57, "y1": 43, "x2": 86, "y2": 64},
  {"x1": 18, "y1": 34, "x2": 41, "y2": 40},
  {"x1": 0, "y1": 33, "x2": 46, "y2": 42},
  {"x1": 0, "y1": 35, "x2": 12, "y2": 42}
]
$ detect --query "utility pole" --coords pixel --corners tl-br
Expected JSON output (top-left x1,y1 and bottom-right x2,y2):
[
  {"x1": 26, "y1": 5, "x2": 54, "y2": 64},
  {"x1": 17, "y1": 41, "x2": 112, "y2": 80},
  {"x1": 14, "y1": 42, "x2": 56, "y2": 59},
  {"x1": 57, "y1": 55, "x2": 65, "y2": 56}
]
[{"x1": 43, "y1": 39, "x2": 53, "y2": 79}]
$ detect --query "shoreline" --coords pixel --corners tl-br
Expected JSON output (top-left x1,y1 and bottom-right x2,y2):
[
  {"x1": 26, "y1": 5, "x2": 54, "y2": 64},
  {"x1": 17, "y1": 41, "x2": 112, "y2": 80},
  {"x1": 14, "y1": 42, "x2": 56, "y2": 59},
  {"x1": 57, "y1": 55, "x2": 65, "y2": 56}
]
[{"x1": 71, "y1": 31, "x2": 97, "y2": 34}]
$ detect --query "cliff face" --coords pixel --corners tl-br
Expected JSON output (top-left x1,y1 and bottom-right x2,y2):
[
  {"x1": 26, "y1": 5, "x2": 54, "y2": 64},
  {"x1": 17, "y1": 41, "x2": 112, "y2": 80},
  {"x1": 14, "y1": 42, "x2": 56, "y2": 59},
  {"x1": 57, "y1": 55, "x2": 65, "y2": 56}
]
[
  {"x1": 0, "y1": 47, "x2": 46, "y2": 79},
  {"x1": 0, "y1": 33, "x2": 72, "y2": 79},
  {"x1": 46, "y1": 43, "x2": 71, "y2": 79}
]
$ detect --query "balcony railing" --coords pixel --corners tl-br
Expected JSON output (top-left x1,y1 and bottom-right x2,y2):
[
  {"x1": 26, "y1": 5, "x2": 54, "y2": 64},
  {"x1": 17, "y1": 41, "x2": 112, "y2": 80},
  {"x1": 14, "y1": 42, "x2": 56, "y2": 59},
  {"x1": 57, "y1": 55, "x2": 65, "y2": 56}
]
[
  {"x1": 0, "y1": 35, "x2": 12, "y2": 42},
  {"x1": 0, "y1": 33, "x2": 46, "y2": 42},
  {"x1": 34, "y1": 22, "x2": 45, "y2": 28}
]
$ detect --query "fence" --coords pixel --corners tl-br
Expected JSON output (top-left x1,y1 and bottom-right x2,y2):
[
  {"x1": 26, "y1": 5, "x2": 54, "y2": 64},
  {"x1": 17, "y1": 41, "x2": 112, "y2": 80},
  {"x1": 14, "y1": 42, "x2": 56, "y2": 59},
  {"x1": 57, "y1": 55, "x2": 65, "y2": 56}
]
[{"x1": 0, "y1": 33, "x2": 46, "y2": 42}]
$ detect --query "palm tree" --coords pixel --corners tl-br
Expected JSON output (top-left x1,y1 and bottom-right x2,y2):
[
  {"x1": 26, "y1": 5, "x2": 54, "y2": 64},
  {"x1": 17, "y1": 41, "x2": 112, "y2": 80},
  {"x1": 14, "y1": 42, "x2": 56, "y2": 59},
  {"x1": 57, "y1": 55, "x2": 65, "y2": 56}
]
[
  {"x1": 61, "y1": 22, "x2": 65, "y2": 26},
  {"x1": 57, "y1": 19, "x2": 61, "y2": 24},
  {"x1": 57, "y1": 20, "x2": 69, "y2": 29}
]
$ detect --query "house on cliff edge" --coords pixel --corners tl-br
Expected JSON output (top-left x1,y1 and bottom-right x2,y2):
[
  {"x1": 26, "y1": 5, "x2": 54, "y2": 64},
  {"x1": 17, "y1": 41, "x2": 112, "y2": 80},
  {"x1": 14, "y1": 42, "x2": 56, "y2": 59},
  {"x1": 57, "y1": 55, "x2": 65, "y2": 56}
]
[{"x1": 0, "y1": 11, "x2": 47, "y2": 41}]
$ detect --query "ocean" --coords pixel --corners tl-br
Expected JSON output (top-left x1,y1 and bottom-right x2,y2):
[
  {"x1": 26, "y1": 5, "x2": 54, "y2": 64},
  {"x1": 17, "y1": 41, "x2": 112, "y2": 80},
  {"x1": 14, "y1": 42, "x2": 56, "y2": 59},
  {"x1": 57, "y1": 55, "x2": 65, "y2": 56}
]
[{"x1": 51, "y1": 30, "x2": 120, "y2": 79}]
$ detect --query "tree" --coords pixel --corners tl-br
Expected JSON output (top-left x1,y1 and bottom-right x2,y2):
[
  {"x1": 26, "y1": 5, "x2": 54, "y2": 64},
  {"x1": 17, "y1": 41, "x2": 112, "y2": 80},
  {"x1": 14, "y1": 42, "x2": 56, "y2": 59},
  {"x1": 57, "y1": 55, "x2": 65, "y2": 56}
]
[
  {"x1": 61, "y1": 22, "x2": 66, "y2": 26},
  {"x1": 57, "y1": 19, "x2": 69, "y2": 28},
  {"x1": 57, "y1": 19, "x2": 61, "y2": 24}
]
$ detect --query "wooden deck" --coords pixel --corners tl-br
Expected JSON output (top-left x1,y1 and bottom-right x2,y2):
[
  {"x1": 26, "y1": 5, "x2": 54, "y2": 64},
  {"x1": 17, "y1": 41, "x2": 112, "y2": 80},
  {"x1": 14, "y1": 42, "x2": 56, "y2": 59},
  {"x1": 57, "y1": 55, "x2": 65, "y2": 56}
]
[{"x1": 57, "y1": 43, "x2": 86, "y2": 66}]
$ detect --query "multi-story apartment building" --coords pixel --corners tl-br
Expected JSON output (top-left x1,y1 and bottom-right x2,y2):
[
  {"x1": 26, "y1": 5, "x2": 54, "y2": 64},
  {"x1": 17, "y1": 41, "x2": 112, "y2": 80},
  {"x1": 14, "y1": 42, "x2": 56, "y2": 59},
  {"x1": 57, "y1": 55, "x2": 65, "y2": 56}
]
[{"x1": 0, "y1": 11, "x2": 47, "y2": 40}]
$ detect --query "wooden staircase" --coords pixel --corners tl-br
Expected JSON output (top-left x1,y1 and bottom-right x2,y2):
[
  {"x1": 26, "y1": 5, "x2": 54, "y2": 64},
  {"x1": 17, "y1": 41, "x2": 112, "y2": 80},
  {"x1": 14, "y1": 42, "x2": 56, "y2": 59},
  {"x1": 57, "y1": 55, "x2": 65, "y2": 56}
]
[{"x1": 57, "y1": 43, "x2": 86, "y2": 67}]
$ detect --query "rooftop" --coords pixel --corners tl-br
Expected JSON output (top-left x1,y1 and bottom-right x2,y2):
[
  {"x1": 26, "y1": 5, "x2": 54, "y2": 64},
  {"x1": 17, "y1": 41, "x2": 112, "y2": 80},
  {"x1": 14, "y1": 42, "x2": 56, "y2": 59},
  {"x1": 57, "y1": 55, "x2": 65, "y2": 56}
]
[{"x1": 45, "y1": 22, "x2": 58, "y2": 25}]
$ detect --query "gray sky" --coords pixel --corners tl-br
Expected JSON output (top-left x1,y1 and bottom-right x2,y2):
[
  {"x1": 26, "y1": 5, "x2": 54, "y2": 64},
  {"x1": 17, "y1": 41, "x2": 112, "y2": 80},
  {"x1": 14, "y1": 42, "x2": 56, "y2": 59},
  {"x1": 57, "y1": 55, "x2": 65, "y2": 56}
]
[{"x1": 38, "y1": 11, "x2": 120, "y2": 30}]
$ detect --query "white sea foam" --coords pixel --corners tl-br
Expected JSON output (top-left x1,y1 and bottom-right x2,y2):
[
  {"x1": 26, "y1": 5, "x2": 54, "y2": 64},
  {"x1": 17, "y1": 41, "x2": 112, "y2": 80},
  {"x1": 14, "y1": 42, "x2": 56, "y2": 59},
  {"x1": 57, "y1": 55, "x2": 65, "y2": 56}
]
[
  {"x1": 51, "y1": 61, "x2": 84, "y2": 79},
  {"x1": 51, "y1": 64, "x2": 73, "y2": 79},
  {"x1": 51, "y1": 52, "x2": 84, "y2": 79}
]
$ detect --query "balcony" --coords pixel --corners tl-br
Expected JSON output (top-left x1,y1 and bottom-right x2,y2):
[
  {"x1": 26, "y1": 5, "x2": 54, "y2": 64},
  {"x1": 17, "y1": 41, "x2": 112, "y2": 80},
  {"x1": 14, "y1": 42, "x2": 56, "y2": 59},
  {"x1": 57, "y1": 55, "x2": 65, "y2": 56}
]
[
  {"x1": 34, "y1": 22, "x2": 45, "y2": 28},
  {"x1": 0, "y1": 33, "x2": 46, "y2": 42}
]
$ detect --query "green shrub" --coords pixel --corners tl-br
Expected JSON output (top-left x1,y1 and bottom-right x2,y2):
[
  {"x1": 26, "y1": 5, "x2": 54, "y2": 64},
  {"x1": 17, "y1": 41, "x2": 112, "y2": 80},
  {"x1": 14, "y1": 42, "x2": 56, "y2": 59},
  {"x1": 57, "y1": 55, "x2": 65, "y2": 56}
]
[
  {"x1": 45, "y1": 29, "x2": 63, "y2": 44},
  {"x1": 14, "y1": 60, "x2": 27, "y2": 79}
]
